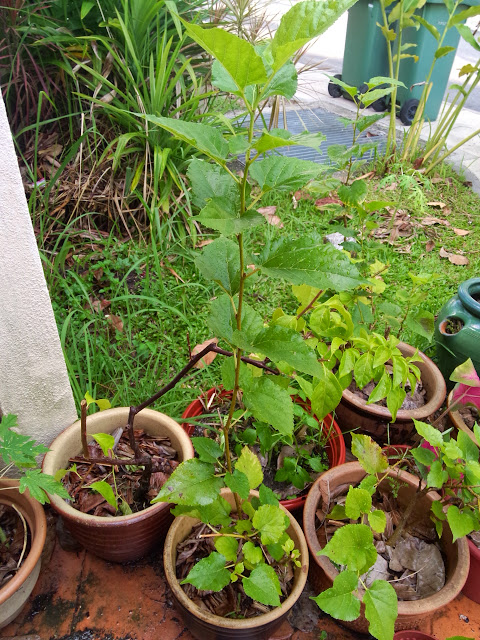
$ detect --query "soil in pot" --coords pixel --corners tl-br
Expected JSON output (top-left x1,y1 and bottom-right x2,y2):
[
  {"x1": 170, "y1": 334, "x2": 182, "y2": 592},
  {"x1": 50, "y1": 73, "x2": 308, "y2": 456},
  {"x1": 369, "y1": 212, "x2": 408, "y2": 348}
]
[
  {"x1": 347, "y1": 378, "x2": 427, "y2": 412},
  {"x1": 183, "y1": 388, "x2": 340, "y2": 503},
  {"x1": 61, "y1": 428, "x2": 179, "y2": 516},
  {"x1": 0, "y1": 505, "x2": 31, "y2": 590},
  {"x1": 456, "y1": 405, "x2": 479, "y2": 431}
]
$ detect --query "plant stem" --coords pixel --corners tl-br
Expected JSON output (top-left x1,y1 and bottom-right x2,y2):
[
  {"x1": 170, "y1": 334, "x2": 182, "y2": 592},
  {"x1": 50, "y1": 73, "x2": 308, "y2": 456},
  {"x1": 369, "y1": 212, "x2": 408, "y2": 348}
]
[
  {"x1": 385, "y1": 476, "x2": 428, "y2": 547},
  {"x1": 80, "y1": 399, "x2": 89, "y2": 459}
]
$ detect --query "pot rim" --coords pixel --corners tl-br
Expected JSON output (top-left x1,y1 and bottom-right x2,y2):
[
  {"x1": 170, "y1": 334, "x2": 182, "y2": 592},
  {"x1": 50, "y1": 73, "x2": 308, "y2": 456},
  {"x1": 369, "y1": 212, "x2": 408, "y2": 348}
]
[
  {"x1": 42, "y1": 407, "x2": 194, "y2": 525},
  {"x1": 164, "y1": 490, "x2": 309, "y2": 629},
  {"x1": 341, "y1": 342, "x2": 446, "y2": 421},
  {"x1": 303, "y1": 461, "x2": 470, "y2": 616},
  {"x1": 0, "y1": 480, "x2": 46, "y2": 604}
]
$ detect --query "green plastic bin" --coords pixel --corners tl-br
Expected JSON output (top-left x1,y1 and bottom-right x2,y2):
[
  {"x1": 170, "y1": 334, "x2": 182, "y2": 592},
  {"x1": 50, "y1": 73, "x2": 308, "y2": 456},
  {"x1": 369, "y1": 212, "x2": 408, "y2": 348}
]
[{"x1": 340, "y1": 0, "x2": 476, "y2": 122}]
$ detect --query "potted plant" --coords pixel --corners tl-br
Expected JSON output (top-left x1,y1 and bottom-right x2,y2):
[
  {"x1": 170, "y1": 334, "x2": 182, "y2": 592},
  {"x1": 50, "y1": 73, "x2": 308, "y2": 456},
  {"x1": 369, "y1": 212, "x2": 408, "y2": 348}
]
[
  {"x1": 0, "y1": 414, "x2": 68, "y2": 628},
  {"x1": 304, "y1": 419, "x2": 477, "y2": 640}
]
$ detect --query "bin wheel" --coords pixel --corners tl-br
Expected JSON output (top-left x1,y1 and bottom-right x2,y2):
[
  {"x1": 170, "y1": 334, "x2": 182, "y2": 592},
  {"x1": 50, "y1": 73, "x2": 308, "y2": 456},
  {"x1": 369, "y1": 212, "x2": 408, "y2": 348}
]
[
  {"x1": 371, "y1": 96, "x2": 388, "y2": 112},
  {"x1": 328, "y1": 74, "x2": 343, "y2": 98},
  {"x1": 354, "y1": 83, "x2": 368, "y2": 108},
  {"x1": 399, "y1": 99, "x2": 419, "y2": 126}
]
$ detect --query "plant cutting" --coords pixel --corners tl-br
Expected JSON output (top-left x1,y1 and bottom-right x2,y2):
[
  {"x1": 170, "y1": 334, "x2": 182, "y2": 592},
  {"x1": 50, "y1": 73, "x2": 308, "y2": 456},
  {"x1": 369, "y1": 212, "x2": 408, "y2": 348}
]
[
  {"x1": 0, "y1": 414, "x2": 68, "y2": 628},
  {"x1": 304, "y1": 417, "x2": 477, "y2": 640}
]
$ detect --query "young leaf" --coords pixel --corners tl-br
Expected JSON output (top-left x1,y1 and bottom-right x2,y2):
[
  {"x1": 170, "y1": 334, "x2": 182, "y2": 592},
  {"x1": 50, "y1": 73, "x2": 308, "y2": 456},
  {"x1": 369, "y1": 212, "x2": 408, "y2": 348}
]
[
  {"x1": 386, "y1": 387, "x2": 406, "y2": 422},
  {"x1": 427, "y1": 460, "x2": 448, "y2": 489},
  {"x1": 345, "y1": 487, "x2": 372, "y2": 520},
  {"x1": 181, "y1": 552, "x2": 231, "y2": 591},
  {"x1": 250, "y1": 156, "x2": 321, "y2": 192},
  {"x1": 242, "y1": 563, "x2": 281, "y2": 607},
  {"x1": 195, "y1": 237, "x2": 240, "y2": 295},
  {"x1": 353, "y1": 352, "x2": 374, "y2": 388},
  {"x1": 152, "y1": 459, "x2": 222, "y2": 505},
  {"x1": 242, "y1": 376, "x2": 294, "y2": 435},
  {"x1": 235, "y1": 446, "x2": 263, "y2": 490},
  {"x1": 191, "y1": 437, "x2": 223, "y2": 464},
  {"x1": 197, "y1": 197, "x2": 264, "y2": 236},
  {"x1": 242, "y1": 540, "x2": 264, "y2": 566},
  {"x1": 368, "y1": 510, "x2": 387, "y2": 534},
  {"x1": 319, "y1": 523, "x2": 377, "y2": 573},
  {"x1": 363, "y1": 580, "x2": 397, "y2": 640},
  {"x1": 19, "y1": 469, "x2": 70, "y2": 505},
  {"x1": 367, "y1": 371, "x2": 392, "y2": 406},
  {"x1": 311, "y1": 365, "x2": 344, "y2": 421},
  {"x1": 215, "y1": 536, "x2": 239, "y2": 562},
  {"x1": 92, "y1": 433, "x2": 115, "y2": 457},
  {"x1": 312, "y1": 570, "x2": 361, "y2": 621},
  {"x1": 413, "y1": 420, "x2": 444, "y2": 448},
  {"x1": 171, "y1": 496, "x2": 232, "y2": 526},
  {"x1": 89, "y1": 480, "x2": 117, "y2": 509},
  {"x1": 351, "y1": 434, "x2": 388, "y2": 475},
  {"x1": 412, "y1": 446, "x2": 436, "y2": 466},
  {"x1": 446, "y1": 506, "x2": 477, "y2": 542},
  {"x1": 252, "y1": 505, "x2": 289, "y2": 545},
  {"x1": 224, "y1": 469, "x2": 250, "y2": 500}
]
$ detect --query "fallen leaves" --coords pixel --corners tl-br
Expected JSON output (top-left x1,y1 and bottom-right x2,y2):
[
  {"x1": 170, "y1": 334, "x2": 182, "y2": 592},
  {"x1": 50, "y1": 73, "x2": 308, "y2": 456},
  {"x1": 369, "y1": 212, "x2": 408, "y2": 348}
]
[
  {"x1": 315, "y1": 196, "x2": 342, "y2": 207},
  {"x1": 106, "y1": 314, "x2": 124, "y2": 332},
  {"x1": 427, "y1": 201, "x2": 447, "y2": 209},
  {"x1": 439, "y1": 247, "x2": 469, "y2": 266},
  {"x1": 453, "y1": 228, "x2": 470, "y2": 236},
  {"x1": 257, "y1": 206, "x2": 283, "y2": 228},
  {"x1": 426, "y1": 240, "x2": 435, "y2": 252},
  {"x1": 191, "y1": 338, "x2": 219, "y2": 368},
  {"x1": 91, "y1": 298, "x2": 111, "y2": 313}
]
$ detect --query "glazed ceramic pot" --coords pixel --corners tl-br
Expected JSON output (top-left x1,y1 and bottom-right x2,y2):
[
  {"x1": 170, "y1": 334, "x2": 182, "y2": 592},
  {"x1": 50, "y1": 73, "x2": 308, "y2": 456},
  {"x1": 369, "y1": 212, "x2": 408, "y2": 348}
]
[
  {"x1": 164, "y1": 489, "x2": 308, "y2": 640},
  {"x1": 0, "y1": 480, "x2": 47, "y2": 628},
  {"x1": 335, "y1": 342, "x2": 446, "y2": 446},
  {"x1": 303, "y1": 462, "x2": 470, "y2": 633},
  {"x1": 182, "y1": 388, "x2": 346, "y2": 512},
  {"x1": 42, "y1": 407, "x2": 194, "y2": 562}
]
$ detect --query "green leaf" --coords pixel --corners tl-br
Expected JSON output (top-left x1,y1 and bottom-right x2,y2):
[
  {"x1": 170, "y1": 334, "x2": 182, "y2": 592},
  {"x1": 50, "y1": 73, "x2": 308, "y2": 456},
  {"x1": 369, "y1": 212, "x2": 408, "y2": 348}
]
[
  {"x1": 171, "y1": 496, "x2": 232, "y2": 526},
  {"x1": 319, "y1": 523, "x2": 377, "y2": 574},
  {"x1": 353, "y1": 352, "x2": 374, "y2": 388},
  {"x1": 311, "y1": 365, "x2": 344, "y2": 421},
  {"x1": 250, "y1": 156, "x2": 321, "y2": 192},
  {"x1": 242, "y1": 376, "x2": 294, "y2": 435},
  {"x1": 256, "y1": 237, "x2": 363, "y2": 291},
  {"x1": 368, "y1": 510, "x2": 387, "y2": 534},
  {"x1": 183, "y1": 23, "x2": 267, "y2": 90},
  {"x1": 252, "y1": 504, "x2": 289, "y2": 545},
  {"x1": 196, "y1": 197, "x2": 264, "y2": 236},
  {"x1": 191, "y1": 437, "x2": 223, "y2": 464},
  {"x1": 153, "y1": 459, "x2": 222, "y2": 505},
  {"x1": 215, "y1": 536, "x2": 239, "y2": 562},
  {"x1": 434, "y1": 45, "x2": 456, "y2": 60},
  {"x1": 19, "y1": 469, "x2": 70, "y2": 505},
  {"x1": 182, "y1": 552, "x2": 231, "y2": 591},
  {"x1": 386, "y1": 387, "x2": 406, "y2": 422},
  {"x1": 405, "y1": 309, "x2": 435, "y2": 340},
  {"x1": 242, "y1": 540, "x2": 263, "y2": 565},
  {"x1": 367, "y1": 371, "x2": 392, "y2": 406},
  {"x1": 427, "y1": 460, "x2": 448, "y2": 489},
  {"x1": 449, "y1": 5, "x2": 480, "y2": 27},
  {"x1": 144, "y1": 115, "x2": 228, "y2": 162},
  {"x1": 456, "y1": 24, "x2": 480, "y2": 51},
  {"x1": 457, "y1": 430, "x2": 479, "y2": 462},
  {"x1": 446, "y1": 506, "x2": 477, "y2": 542},
  {"x1": 270, "y1": 0, "x2": 359, "y2": 71},
  {"x1": 242, "y1": 563, "x2": 281, "y2": 607},
  {"x1": 80, "y1": 0, "x2": 95, "y2": 20},
  {"x1": 345, "y1": 487, "x2": 372, "y2": 519},
  {"x1": 326, "y1": 504, "x2": 347, "y2": 520},
  {"x1": 235, "y1": 446, "x2": 263, "y2": 490},
  {"x1": 208, "y1": 296, "x2": 262, "y2": 345},
  {"x1": 338, "y1": 179, "x2": 367, "y2": 207},
  {"x1": 195, "y1": 237, "x2": 240, "y2": 295},
  {"x1": 363, "y1": 580, "x2": 397, "y2": 640},
  {"x1": 187, "y1": 159, "x2": 238, "y2": 208},
  {"x1": 89, "y1": 480, "x2": 117, "y2": 509},
  {"x1": 414, "y1": 419, "x2": 444, "y2": 448},
  {"x1": 312, "y1": 571, "x2": 361, "y2": 621},
  {"x1": 0, "y1": 415, "x2": 49, "y2": 468},
  {"x1": 259, "y1": 483, "x2": 279, "y2": 506},
  {"x1": 263, "y1": 60, "x2": 298, "y2": 99},
  {"x1": 351, "y1": 434, "x2": 388, "y2": 475},
  {"x1": 412, "y1": 446, "x2": 436, "y2": 466},
  {"x1": 224, "y1": 469, "x2": 250, "y2": 500},
  {"x1": 413, "y1": 15, "x2": 440, "y2": 40},
  {"x1": 431, "y1": 499, "x2": 446, "y2": 521}
]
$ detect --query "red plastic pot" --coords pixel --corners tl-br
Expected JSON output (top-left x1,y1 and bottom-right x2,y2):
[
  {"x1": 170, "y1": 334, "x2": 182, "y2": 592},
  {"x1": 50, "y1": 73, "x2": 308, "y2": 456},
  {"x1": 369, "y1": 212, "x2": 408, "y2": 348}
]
[
  {"x1": 382, "y1": 444, "x2": 411, "y2": 464},
  {"x1": 181, "y1": 388, "x2": 346, "y2": 512},
  {"x1": 462, "y1": 537, "x2": 480, "y2": 603},
  {"x1": 393, "y1": 632, "x2": 436, "y2": 640}
]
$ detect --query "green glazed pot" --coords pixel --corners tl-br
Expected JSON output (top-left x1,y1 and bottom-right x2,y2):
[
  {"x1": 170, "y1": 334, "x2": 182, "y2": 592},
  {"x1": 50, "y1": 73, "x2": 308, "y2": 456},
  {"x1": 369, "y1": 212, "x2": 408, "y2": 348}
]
[{"x1": 434, "y1": 278, "x2": 480, "y2": 388}]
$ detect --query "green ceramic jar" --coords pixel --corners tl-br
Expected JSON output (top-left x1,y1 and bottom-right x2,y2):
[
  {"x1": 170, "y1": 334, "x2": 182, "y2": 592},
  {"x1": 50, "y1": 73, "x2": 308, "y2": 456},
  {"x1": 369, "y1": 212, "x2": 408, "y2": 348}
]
[{"x1": 434, "y1": 278, "x2": 480, "y2": 387}]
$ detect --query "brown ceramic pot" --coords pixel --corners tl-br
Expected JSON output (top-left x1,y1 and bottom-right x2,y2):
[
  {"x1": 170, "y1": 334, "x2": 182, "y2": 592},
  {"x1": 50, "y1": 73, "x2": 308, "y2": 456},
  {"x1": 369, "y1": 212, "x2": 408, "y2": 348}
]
[
  {"x1": 393, "y1": 632, "x2": 436, "y2": 640},
  {"x1": 42, "y1": 407, "x2": 194, "y2": 562},
  {"x1": 303, "y1": 461, "x2": 470, "y2": 633},
  {"x1": 164, "y1": 489, "x2": 309, "y2": 640},
  {"x1": 0, "y1": 480, "x2": 47, "y2": 628},
  {"x1": 335, "y1": 342, "x2": 446, "y2": 445}
]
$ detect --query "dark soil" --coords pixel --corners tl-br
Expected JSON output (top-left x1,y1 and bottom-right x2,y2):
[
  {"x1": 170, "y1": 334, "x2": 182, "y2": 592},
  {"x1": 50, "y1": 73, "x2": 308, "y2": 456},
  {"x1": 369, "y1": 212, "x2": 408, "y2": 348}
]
[
  {"x1": 176, "y1": 520, "x2": 295, "y2": 618},
  {"x1": 348, "y1": 378, "x2": 427, "y2": 411},
  {"x1": 61, "y1": 429, "x2": 179, "y2": 516},
  {"x1": 458, "y1": 405, "x2": 479, "y2": 430},
  {"x1": 442, "y1": 317, "x2": 464, "y2": 335},
  {"x1": 0, "y1": 504, "x2": 31, "y2": 589}
]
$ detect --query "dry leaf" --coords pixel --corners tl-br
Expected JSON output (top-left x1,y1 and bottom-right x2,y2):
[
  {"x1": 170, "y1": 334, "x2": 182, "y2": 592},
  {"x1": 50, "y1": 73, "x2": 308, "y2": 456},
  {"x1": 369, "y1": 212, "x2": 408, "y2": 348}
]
[
  {"x1": 439, "y1": 247, "x2": 450, "y2": 258},
  {"x1": 356, "y1": 171, "x2": 375, "y2": 181},
  {"x1": 191, "y1": 338, "x2": 219, "y2": 368},
  {"x1": 258, "y1": 206, "x2": 283, "y2": 228},
  {"x1": 196, "y1": 239, "x2": 214, "y2": 248},
  {"x1": 91, "y1": 298, "x2": 111, "y2": 312},
  {"x1": 453, "y1": 228, "x2": 470, "y2": 236},
  {"x1": 426, "y1": 240, "x2": 435, "y2": 252},
  {"x1": 427, "y1": 201, "x2": 446, "y2": 208},
  {"x1": 422, "y1": 216, "x2": 450, "y2": 227},
  {"x1": 385, "y1": 182, "x2": 398, "y2": 191},
  {"x1": 106, "y1": 314, "x2": 123, "y2": 332},
  {"x1": 413, "y1": 156, "x2": 424, "y2": 170},
  {"x1": 294, "y1": 190, "x2": 312, "y2": 201},
  {"x1": 388, "y1": 227, "x2": 400, "y2": 244},
  {"x1": 449, "y1": 254, "x2": 469, "y2": 266},
  {"x1": 93, "y1": 267, "x2": 103, "y2": 281},
  {"x1": 315, "y1": 196, "x2": 342, "y2": 207}
]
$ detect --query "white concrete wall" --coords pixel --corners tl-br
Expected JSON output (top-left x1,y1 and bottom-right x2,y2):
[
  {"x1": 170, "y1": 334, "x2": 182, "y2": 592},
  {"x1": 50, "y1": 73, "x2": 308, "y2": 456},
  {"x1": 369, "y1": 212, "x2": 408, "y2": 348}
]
[{"x1": 0, "y1": 96, "x2": 77, "y2": 445}]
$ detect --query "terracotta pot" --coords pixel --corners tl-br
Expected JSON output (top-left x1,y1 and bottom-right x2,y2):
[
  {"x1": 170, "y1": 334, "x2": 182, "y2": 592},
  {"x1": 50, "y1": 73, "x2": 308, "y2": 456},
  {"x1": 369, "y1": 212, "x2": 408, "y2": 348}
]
[
  {"x1": 164, "y1": 489, "x2": 308, "y2": 640},
  {"x1": 0, "y1": 480, "x2": 47, "y2": 628},
  {"x1": 42, "y1": 407, "x2": 194, "y2": 562},
  {"x1": 303, "y1": 461, "x2": 470, "y2": 633},
  {"x1": 393, "y1": 632, "x2": 436, "y2": 640},
  {"x1": 182, "y1": 388, "x2": 346, "y2": 512},
  {"x1": 335, "y1": 342, "x2": 446, "y2": 446},
  {"x1": 462, "y1": 537, "x2": 480, "y2": 603},
  {"x1": 447, "y1": 390, "x2": 479, "y2": 447}
]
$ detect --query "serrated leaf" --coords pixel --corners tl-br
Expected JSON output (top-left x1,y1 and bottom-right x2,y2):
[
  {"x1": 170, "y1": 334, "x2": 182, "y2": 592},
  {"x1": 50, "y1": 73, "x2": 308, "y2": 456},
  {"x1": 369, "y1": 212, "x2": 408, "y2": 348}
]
[
  {"x1": 195, "y1": 237, "x2": 240, "y2": 295},
  {"x1": 182, "y1": 552, "x2": 231, "y2": 591},
  {"x1": 345, "y1": 487, "x2": 372, "y2": 519},
  {"x1": 153, "y1": 459, "x2": 222, "y2": 505},
  {"x1": 414, "y1": 419, "x2": 444, "y2": 448},
  {"x1": 312, "y1": 570, "x2": 361, "y2": 621},
  {"x1": 412, "y1": 446, "x2": 436, "y2": 466},
  {"x1": 250, "y1": 155, "x2": 321, "y2": 192},
  {"x1": 242, "y1": 376, "x2": 294, "y2": 435},
  {"x1": 224, "y1": 469, "x2": 250, "y2": 500},
  {"x1": 427, "y1": 460, "x2": 448, "y2": 489},
  {"x1": 191, "y1": 437, "x2": 223, "y2": 464},
  {"x1": 364, "y1": 580, "x2": 397, "y2": 640},
  {"x1": 243, "y1": 540, "x2": 263, "y2": 565},
  {"x1": 252, "y1": 504, "x2": 288, "y2": 545},
  {"x1": 338, "y1": 179, "x2": 367, "y2": 206},
  {"x1": 256, "y1": 236, "x2": 363, "y2": 291},
  {"x1": 89, "y1": 480, "x2": 117, "y2": 509},
  {"x1": 215, "y1": 536, "x2": 239, "y2": 562},
  {"x1": 19, "y1": 469, "x2": 70, "y2": 505},
  {"x1": 446, "y1": 505, "x2": 476, "y2": 542},
  {"x1": 242, "y1": 563, "x2": 281, "y2": 606},
  {"x1": 351, "y1": 434, "x2": 388, "y2": 475},
  {"x1": 187, "y1": 159, "x2": 238, "y2": 208},
  {"x1": 311, "y1": 365, "x2": 344, "y2": 421},
  {"x1": 259, "y1": 483, "x2": 279, "y2": 506},
  {"x1": 368, "y1": 510, "x2": 387, "y2": 534},
  {"x1": 197, "y1": 197, "x2": 264, "y2": 236},
  {"x1": 208, "y1": 296, "x2": 262, "y2": 345},
  {"x1": 457, "y1": 430, "x2": 479, "y2": 462},
  {"x1": 319, "y1": 523, "x2": 377, "y2": 573},
  {"x1": 235, "y1": 446, "x2": 263, "y2": 490},
  {"x1": 171, "y1": 496, "x2": 232, "y2": 526}
]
